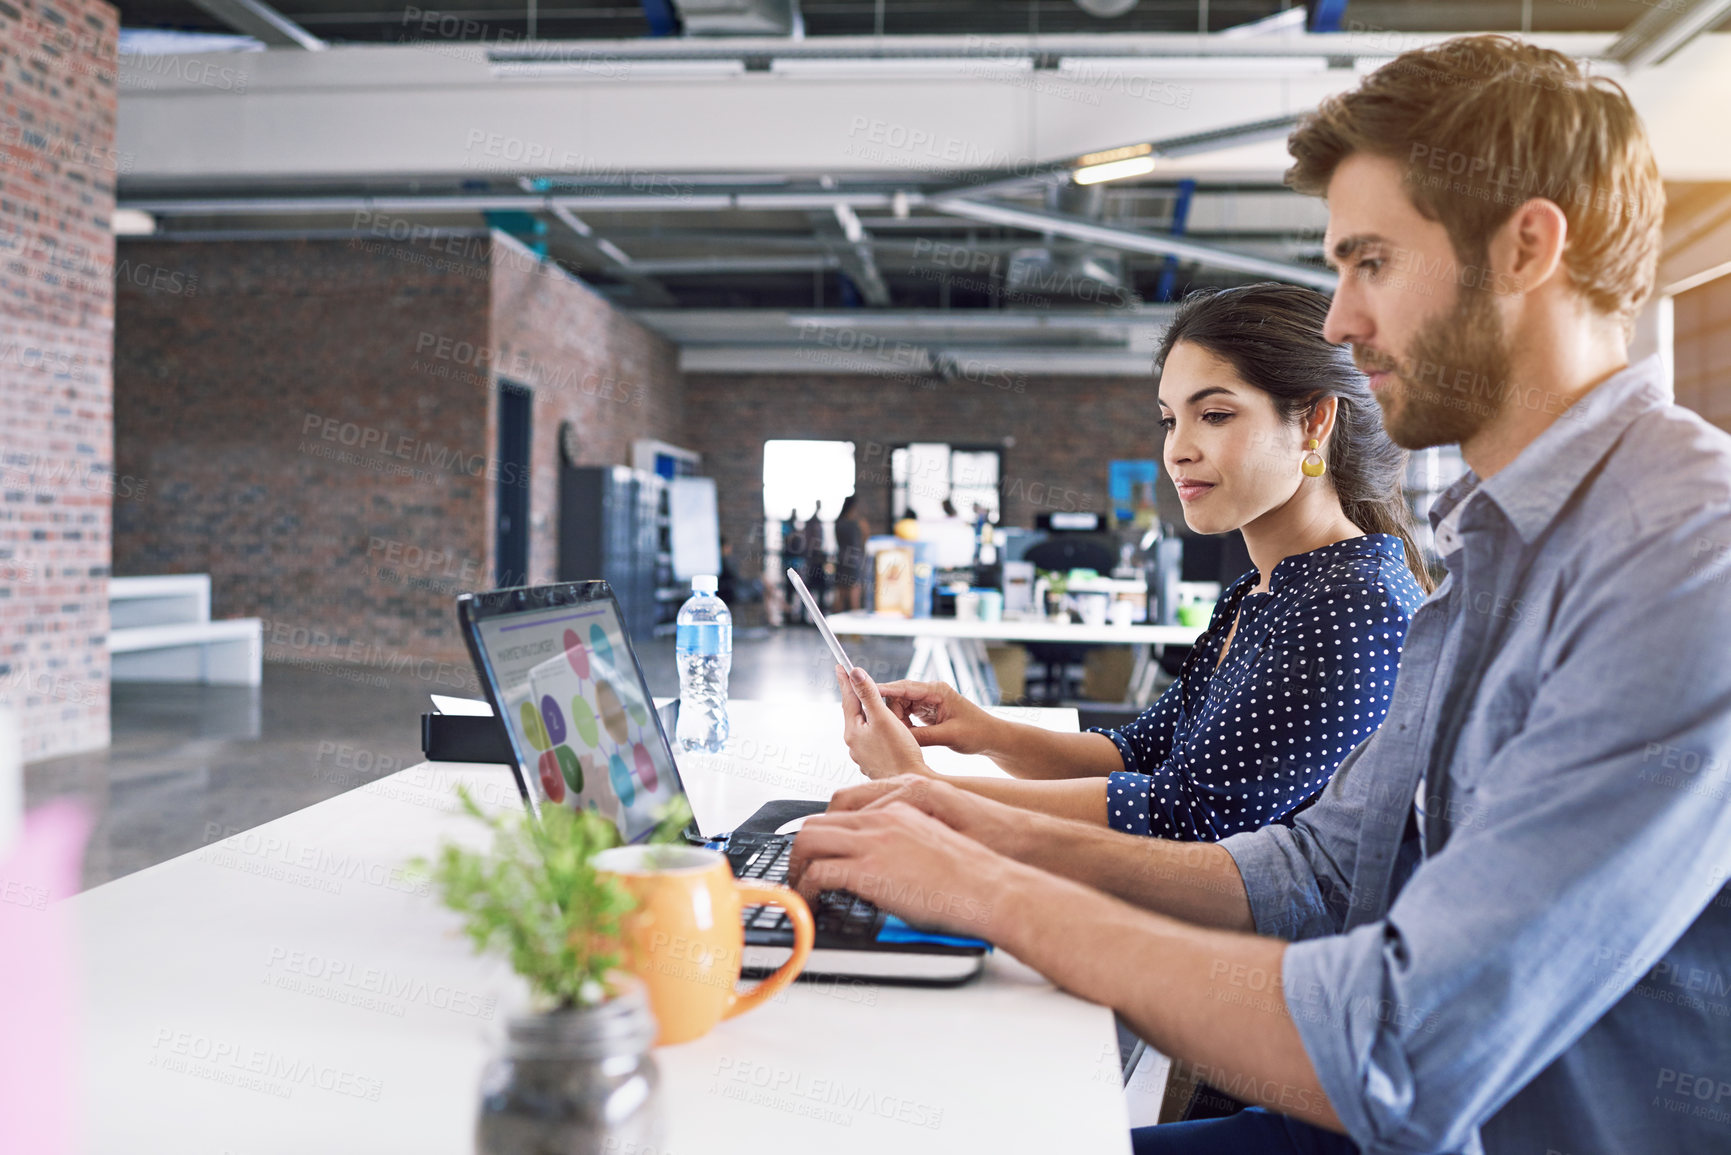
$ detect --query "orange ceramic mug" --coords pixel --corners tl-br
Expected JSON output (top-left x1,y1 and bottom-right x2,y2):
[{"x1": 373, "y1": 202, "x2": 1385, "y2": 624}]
[{"x1": 593, "y1": 845, "x2": 814, "y2": 1046}]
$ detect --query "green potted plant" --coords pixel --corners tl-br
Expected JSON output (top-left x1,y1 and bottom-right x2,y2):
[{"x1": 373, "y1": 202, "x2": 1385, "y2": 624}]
[{"x1": 412, "y1": 788, "x2": 690, "y2": 1155}]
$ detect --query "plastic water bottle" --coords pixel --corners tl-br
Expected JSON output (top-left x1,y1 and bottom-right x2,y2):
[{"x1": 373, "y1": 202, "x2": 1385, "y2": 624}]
[{"x1": 675, "y1": 575, "x2": 731, "y2": 753}]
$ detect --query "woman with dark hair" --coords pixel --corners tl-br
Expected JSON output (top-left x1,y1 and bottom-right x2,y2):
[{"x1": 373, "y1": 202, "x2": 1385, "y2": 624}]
[{"x1": 840, "y1": 283, "x2": 1433, "y2": 841}]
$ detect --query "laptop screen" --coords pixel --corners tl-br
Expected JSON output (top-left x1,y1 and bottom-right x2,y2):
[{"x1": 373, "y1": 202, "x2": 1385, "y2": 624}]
[{"x1": 471, "y1": 594, "x2": 683, "y2": 842}]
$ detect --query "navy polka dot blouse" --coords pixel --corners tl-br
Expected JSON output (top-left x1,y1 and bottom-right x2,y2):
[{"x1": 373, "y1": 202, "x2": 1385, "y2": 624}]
[{"x1": 1089, "y1": 534, "x2": 1425, "y2": 842}]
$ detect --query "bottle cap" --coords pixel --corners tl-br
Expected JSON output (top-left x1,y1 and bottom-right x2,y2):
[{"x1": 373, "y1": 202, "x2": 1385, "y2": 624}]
[{"x1": 691, "y1": 575, "x2": 718, "y2": 593}]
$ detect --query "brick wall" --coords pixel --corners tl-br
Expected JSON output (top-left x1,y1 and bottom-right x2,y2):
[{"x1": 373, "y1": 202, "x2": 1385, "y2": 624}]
[
  {"x1": 114, "y1": 237, "x2": 495, "y2": 677},
  {"x1": 0, "y1": 0, "x2": 118, "y2": 762},
  {"x1": 487, "y1": 237, "x2": 684, "y2": 586},
  {"x1": 683, "y1": 371, "x2": 1165, "y2": 580},
  {"x1": 1674, "y1": 275, "x2": 1731, "y2": 434},
  {"x1": 113, "y1": 234, "x2": 685, "y2": 676}
]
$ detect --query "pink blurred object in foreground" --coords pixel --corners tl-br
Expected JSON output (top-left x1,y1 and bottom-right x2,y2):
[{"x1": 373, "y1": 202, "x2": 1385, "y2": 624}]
[{"x1": 0, "y1": 800, "x2": 92, "y2": 1155}]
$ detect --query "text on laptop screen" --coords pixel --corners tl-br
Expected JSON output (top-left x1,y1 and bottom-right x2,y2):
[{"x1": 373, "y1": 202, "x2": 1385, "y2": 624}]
[{"x1": 474, "y1": 598, "x2": 680, "y2": 842}]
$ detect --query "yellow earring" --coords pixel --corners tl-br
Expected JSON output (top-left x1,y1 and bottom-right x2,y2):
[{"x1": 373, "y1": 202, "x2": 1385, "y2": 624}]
[{"x1": 1301, "y1": 438, "x2": 1327, "y2": 478}]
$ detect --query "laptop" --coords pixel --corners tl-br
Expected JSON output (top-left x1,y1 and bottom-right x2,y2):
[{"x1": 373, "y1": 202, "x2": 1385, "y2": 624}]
[{"x1": 456, "y1": 581, "x2": 988, "y2": 984}]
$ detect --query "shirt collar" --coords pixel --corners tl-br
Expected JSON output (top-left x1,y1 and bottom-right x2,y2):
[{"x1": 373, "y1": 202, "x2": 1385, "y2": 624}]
[{"x1": 1464, "y1": 355, "x2": 1670, "y2": 544}]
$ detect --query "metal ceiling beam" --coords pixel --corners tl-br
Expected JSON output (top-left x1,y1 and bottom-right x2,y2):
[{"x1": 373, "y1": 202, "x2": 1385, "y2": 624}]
[
  {"x1": 634, "y1": 306, "x2": 1179, "y2": 338},
  {"x1": 779, "y1": 309, "x2": 1174, "y2": 331},
  {"x1": 678, "y1": 346, "x2": 1154, "y2": 376},
  {"x1": 479, "y1": 30, "x2": 1469, "y2": 64},
  {"x1": 187, "y1": 0, "x2": 326, "y2": 49},
  {"x1": 120, "y1": 192, "x2": 896, "y2": 216},
  {"x1": 1605, "y1": 0, "x2": 1731, "y2": 68},
  {"x1": 544, "y1": 203, "x2": 677, "y2": 306},
  {"x1": 926, "y1": 198, "x2": 1337, "y2": 290},
  {"x1": 629, "y1": 255, "x2": 840, "y2": 274}
]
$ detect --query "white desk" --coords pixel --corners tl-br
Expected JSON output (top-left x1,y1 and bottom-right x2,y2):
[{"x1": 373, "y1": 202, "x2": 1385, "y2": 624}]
[
  {"x1": 827, "y1": 612, "x2": 1205, "y2": 709},
  {"x1": 70, "y1": 700, "x2": 1129, "y2": 1154}
]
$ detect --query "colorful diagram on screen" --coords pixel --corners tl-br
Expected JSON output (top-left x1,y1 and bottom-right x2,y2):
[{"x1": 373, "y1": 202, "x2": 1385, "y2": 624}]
[{"x1": 521, "y1": 609, "x2": 671, "y2": 834}]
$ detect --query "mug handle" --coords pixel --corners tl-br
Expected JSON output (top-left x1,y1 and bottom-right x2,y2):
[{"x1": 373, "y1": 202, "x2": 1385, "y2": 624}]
[{"x1": 723, "y1": 882, "x2": 814, "y2": 1020}]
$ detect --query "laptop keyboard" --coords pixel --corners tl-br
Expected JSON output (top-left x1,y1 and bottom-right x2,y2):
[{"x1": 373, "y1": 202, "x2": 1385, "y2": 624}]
[{"x1": 736, "y1": 837, "x2": 882, "y2": 940}]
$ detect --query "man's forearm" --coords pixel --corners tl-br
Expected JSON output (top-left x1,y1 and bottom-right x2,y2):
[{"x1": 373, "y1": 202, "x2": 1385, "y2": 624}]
[
  {"x1": 989, "y1": 859, "x2": 1342, "y2": 1133},
  {"x1": 986, "y1": 725, "x2": 1123, "y2": 780},
  {"x1": 1003, "y1": 811, "x2": 1255, "y2": 932}
]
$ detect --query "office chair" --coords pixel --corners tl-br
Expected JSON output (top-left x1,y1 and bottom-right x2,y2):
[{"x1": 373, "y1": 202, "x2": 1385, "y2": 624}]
[{"x1": 1022, "y1": 535, "x2": 1119, "y2": 703}]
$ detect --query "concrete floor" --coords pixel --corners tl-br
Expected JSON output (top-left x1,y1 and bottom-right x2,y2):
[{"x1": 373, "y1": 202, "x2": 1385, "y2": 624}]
[{"x1": 24, "y1": 621, "x2": 918, "y2": 892}]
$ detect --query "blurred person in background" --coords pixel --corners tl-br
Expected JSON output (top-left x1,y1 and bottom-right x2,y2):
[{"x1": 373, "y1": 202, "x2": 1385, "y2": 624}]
[{"x1": 833, "y1": 495, "x2": 870, "y2": 612}]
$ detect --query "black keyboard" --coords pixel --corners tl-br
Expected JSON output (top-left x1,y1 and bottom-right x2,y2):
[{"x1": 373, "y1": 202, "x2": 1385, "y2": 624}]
[{"x1": 735, "y1": 836, "x2": 884, "y2": 941}]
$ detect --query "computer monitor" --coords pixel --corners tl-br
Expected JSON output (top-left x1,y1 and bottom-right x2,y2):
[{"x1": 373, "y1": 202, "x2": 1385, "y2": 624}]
[{"x1": 458, "y1": 582, "x2": 685, "y2": 843}]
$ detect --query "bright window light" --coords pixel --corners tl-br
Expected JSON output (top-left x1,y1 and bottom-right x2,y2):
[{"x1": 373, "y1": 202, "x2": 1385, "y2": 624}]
[
  {"x1": 762, "y1": 440, "x2": 856, "y2": 523},
  {"x1": 112, "y1": 209, "x2": 156, "y2": 236}
]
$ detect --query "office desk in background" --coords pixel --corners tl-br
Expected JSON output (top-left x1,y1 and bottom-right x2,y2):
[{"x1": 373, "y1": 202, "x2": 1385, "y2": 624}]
[
  {"x1": 69, "y1": 701, "x2": 1131, "y2": 1154},
  {"x1": 826, "y1": 611, "x2": 1205, "y2": 709}
]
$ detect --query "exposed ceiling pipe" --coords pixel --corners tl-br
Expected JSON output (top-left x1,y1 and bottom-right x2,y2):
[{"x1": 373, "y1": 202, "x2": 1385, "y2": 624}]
[
  {"x1": 1072, "y1": 0, "x2": 1138, "y2": 17},
  {"x1": 120, "y1": 192, "x2": 888, "y2": 216},
  {"x1": 631, "y1": 255, "x2": 840, "y2": 274},
  {"x1": 678, "y1": 347, "x2": 1154, "y2": 375},
  {"x1": 187, "y1": 0, "x2": 325, "y2": 50},
  {"x1": 1004, "y1": 182, "x2": 1126, "y2": 303},
  {"x1": 811, "y1": 204, "x2": 890, "y2": 305},
  {"x1": 1605, "y1": 0, "x2": 1731, "y2": 68},
  {"x1": 935, "y1": 114, "x2": 1303, "y2": 201},
  {"x1": 928, "y1": 197, "x2": 1336, "y2": 290},
  {"x1": 543, "y1": 202, "x2": 677, "y2": 305},
  {"x1": 120, "y1": 182, "x2": 1331, "y2": 289}
]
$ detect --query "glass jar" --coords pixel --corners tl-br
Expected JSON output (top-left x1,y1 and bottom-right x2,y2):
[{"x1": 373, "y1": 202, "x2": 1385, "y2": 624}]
[{"x1": 476, "y1": 986, "x2": 662, "y2": 1155}]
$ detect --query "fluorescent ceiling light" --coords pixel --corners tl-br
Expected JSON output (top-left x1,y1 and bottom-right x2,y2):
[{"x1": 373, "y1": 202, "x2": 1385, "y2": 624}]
[
  {"x1": 1073, "y1": 146, "x2": 1157, "y2": 185},
  {"x1": 1076, "y1": 143, "x2": 1152, "y2": 167}
]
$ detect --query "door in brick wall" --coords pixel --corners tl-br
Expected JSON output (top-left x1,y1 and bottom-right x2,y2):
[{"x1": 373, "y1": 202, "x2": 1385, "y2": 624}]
[{"x1": 495, "y1": 381, "x2": 533, "y2": 587}]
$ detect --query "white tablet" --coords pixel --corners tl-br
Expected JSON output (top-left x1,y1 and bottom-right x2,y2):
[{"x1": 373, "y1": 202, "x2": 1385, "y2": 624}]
[{"x1": 786, "y1": 566, "x2": 857, "y2": 682}]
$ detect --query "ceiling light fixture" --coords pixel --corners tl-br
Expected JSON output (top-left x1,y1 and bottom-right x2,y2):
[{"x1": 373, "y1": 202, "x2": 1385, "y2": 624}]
[{"x1": 1073, "y1": 145, "x2": 1158, "y2": 185}]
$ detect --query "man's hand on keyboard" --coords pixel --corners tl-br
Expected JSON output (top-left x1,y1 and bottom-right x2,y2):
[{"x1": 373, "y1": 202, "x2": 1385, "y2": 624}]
[
  {"x1": 826, "y1": 774, "x2": 1028, "y2": 862},
  {"x1": 787, "y1": 802, "x2": 1013, "y2": 939}
]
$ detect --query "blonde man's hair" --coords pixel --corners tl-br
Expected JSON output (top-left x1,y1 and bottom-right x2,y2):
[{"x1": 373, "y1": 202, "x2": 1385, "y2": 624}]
[{"x1": 1287, "y1": 35, "x2": 1664, "y2": 330}]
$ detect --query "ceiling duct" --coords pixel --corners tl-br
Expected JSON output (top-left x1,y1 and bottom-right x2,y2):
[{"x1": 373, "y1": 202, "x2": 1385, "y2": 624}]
[
  {"x1": 1005, "y1": 183, "x2": 1128, "y2": 305},
  {"x1": 1605, "y1": 0, "x2": 1731, "y2": 68},
  {"x1": 671, "y1": 0, "x2": 802, "y2": 36},
  {"x1": 1073, "y1": 0, "x2": 1139, "y2": 16}
]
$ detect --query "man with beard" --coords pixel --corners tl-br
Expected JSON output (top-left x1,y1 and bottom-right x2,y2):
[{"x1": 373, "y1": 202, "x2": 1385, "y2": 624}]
[{"x1": 790, "y1": 35, "x2": 1731, "y2": 1155}]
